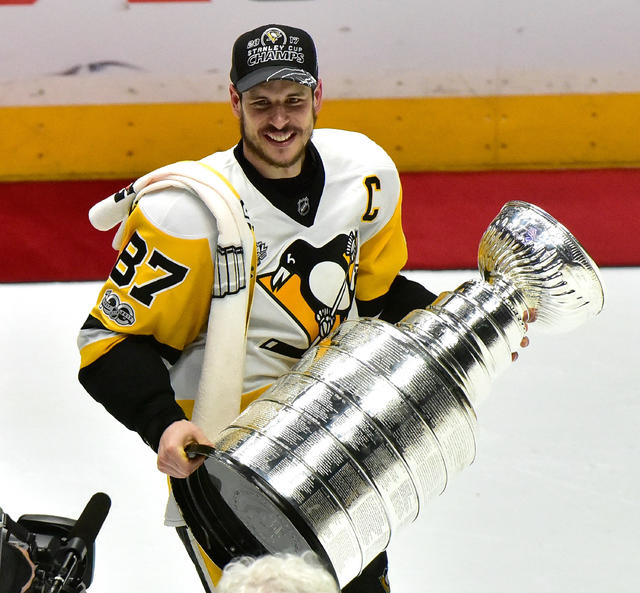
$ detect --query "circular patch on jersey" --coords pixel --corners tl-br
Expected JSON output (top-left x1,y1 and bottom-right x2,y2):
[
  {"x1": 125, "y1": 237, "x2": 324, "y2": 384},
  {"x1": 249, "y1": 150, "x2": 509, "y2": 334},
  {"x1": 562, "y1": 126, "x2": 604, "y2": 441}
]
[{"x1": 99, "y1": 289, "x2": 136, "y2": 326}]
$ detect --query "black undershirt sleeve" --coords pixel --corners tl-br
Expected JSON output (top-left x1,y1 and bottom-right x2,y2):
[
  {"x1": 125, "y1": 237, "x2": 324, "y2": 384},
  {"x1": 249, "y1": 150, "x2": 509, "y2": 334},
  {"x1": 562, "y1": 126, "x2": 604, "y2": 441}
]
[
  {"x1": 357, "y1": 274, "x2": 437, "y2": 324},
  {"x1": 78, "y1": 337, "x2": 187, "y2": 452}
]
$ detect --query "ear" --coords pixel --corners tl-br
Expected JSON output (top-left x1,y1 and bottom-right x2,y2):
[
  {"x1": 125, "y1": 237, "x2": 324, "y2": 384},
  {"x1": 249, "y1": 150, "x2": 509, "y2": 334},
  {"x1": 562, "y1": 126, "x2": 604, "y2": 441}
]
[
  {"x1": 229, "y1": 84, "x2": 242, "y2": 119},
  {"x1": 313, "y1": 79, "x2": 323, "y2": 113}
]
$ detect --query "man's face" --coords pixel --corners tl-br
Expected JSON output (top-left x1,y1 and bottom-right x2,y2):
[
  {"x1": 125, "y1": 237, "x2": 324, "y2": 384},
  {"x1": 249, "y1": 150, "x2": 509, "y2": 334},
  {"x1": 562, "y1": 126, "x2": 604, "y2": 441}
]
[{"x1": 231, "y1": 79, "x2": 322, "y2": 178}]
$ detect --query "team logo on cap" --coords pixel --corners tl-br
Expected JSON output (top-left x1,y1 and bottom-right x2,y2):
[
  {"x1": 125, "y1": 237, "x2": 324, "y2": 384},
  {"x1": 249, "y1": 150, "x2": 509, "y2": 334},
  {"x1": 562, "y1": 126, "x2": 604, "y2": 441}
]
[
  {"x1": 246, "y1": 27, "x2": 306, "y2": 68},
  {"x1": 262, "y1": 27, "x2": 287, "y2": 46}
]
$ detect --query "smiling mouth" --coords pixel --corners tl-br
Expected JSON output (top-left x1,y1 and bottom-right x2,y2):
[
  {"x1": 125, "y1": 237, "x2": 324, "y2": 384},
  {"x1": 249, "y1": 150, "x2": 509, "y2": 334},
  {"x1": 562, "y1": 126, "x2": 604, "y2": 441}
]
[{"x1": 265, "y1": 130, "x2": 296, "y2": 144}]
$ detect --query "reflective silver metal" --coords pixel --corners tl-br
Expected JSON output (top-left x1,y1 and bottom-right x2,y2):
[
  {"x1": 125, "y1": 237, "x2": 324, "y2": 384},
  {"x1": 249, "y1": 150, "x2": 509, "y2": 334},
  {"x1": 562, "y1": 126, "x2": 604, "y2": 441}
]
[{"x1": 173, "y1": 201, "x2": 605, "y2": 588}]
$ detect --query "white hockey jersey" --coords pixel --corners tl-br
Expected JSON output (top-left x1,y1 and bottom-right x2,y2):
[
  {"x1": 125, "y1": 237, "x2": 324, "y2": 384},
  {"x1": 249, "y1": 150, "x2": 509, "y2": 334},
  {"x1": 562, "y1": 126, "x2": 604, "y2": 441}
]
[{"x1": 78, "y1": 128, "x2": 408, "y2": 418}]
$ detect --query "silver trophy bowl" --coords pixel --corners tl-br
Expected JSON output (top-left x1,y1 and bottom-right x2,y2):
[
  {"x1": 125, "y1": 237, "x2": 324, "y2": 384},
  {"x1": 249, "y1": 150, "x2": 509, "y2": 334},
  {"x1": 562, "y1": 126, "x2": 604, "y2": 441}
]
[{"x1": 171, "y1": 201, "x2": 605, "y2": 588}]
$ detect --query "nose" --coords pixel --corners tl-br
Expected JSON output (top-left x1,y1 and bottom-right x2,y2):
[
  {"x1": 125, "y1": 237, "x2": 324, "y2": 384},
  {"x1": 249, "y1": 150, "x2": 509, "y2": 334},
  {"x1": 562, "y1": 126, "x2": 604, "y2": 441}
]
[{"x1": 269, "y1": 104, "x2": 289, "y2": 129}]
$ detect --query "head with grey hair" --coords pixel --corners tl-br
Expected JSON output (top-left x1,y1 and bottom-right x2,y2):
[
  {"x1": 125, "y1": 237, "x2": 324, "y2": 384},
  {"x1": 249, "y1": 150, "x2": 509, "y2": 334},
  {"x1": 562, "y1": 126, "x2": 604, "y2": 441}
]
[{"x1": 216, "y1": 551, "x2": 339, "y2": 593}]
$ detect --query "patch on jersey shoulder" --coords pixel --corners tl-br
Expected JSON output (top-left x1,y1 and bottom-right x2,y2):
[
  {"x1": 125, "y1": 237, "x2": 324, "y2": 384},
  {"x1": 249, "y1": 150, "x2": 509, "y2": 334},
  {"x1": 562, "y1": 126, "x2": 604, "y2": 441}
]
[
  {"x1": 257, "y1": 231, "x2": 358, "y2": 358},
  {"x1": 99, "y1": 289, "x2": 136, "y2": 326},
  {"x1": 256, "y1": 240, "x2": 269, "y2": 264}
]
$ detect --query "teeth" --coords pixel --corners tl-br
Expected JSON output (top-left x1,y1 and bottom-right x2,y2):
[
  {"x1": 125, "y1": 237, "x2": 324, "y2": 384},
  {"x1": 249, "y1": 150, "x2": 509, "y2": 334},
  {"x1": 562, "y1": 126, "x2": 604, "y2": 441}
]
[{"x1": 267, "y1": 131, "x2": 293, "y2": 143}]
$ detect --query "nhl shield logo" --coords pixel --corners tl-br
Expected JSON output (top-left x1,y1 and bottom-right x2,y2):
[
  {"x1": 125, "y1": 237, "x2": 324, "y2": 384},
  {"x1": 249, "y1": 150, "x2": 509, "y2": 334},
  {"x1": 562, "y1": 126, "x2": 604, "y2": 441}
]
[{"x1": 297, "y1": 196, "x2": 310, "y2": 216}]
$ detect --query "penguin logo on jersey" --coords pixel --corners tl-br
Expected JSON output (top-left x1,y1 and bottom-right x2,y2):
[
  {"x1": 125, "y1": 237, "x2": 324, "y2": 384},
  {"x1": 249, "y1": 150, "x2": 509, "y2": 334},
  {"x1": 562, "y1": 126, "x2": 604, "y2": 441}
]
[{"x1": 258, "y1": 232, "x2": 358, "y2": 359}]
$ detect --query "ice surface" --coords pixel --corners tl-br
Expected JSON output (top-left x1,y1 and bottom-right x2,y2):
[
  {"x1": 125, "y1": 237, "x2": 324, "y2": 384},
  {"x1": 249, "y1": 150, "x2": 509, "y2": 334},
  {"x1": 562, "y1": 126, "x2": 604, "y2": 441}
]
[{"x1": 1, "y1": 268, "x2": 637, "y2": 593}]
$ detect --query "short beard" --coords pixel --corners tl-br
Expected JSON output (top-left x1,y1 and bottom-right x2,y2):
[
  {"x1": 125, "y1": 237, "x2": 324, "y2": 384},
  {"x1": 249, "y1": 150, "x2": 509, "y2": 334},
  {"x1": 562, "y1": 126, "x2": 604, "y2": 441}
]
[{"x1": 239, "y1": 110, "x2": 318, "y2": 171}]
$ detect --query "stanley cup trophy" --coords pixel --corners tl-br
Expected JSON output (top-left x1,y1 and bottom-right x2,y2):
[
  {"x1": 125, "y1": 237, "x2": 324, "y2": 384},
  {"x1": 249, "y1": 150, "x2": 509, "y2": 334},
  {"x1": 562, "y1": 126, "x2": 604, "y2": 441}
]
[{"x1": 171, "y1": 201, "x2": 605, "y2": 589}]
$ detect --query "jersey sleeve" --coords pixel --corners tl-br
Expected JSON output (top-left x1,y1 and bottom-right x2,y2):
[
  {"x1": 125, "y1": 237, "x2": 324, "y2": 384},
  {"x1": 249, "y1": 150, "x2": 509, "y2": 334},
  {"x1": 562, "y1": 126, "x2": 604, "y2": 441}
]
[
  {"x1": 78, "y1": 198, "x2": 215, "y2": 369},
  {"x1": 77, "y1": 189, "x2": 217, "y2": 451},
  {"x1": 354, "y1": 160, "x2": 437, "y2": 321},
  {"x1": 355, "y1": 166, "x2": 408, "y2": 303}
]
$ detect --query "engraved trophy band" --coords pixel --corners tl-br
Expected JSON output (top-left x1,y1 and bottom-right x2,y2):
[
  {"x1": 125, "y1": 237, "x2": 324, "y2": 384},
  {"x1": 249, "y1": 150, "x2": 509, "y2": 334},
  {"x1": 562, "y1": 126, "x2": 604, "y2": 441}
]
[{"x1": 171, "y1": 201, "x2": 605, "y2": 589}]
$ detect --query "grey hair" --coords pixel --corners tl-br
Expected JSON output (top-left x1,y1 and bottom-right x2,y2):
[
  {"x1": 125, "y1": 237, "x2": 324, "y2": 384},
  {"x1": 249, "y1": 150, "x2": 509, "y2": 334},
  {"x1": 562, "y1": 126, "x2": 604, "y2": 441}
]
[{"x1": 216, "y1": 551, "x2": 339, "y2": 593}]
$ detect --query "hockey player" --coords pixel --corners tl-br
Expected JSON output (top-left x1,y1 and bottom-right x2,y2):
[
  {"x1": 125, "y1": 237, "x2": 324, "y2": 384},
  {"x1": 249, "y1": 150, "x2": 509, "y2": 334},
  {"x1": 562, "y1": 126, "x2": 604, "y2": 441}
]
[{"x1": 78, "y1": 23, "x2": 441, "y2": 592}]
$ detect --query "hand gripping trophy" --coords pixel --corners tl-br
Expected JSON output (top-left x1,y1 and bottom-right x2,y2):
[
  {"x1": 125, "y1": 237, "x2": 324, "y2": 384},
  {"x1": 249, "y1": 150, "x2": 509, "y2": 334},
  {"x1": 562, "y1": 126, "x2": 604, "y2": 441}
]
[{"x1": 171, "y1": 201, "x2": 605, "y2": 589}]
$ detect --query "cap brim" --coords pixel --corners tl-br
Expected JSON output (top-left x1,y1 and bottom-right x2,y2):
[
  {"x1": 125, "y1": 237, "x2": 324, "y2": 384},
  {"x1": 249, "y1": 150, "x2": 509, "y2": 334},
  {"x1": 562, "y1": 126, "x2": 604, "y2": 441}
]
[{"x1": 235, "y1": 66, "x2": 317, "y2": 93}]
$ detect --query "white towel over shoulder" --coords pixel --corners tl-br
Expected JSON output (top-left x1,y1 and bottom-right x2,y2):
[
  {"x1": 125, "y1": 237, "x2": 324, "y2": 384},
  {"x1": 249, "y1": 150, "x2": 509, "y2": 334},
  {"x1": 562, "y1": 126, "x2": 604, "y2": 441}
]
[{"x1": 89, "y1": 160, "x2": 256, "y2": 440}]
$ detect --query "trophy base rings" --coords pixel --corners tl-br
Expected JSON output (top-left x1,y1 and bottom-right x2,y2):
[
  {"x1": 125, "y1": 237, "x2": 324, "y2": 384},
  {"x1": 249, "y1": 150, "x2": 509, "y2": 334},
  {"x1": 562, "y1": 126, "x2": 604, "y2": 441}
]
[{"x1": 171, "y1": 444, "x2": 337, "y2": 578}]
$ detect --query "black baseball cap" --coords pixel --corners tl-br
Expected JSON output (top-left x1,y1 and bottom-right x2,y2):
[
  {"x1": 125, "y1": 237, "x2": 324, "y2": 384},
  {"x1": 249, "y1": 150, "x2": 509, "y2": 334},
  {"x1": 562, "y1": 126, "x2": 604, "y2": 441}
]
[{"x1": 230, "y1": 24, "x2": 318, "y2": 93}]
